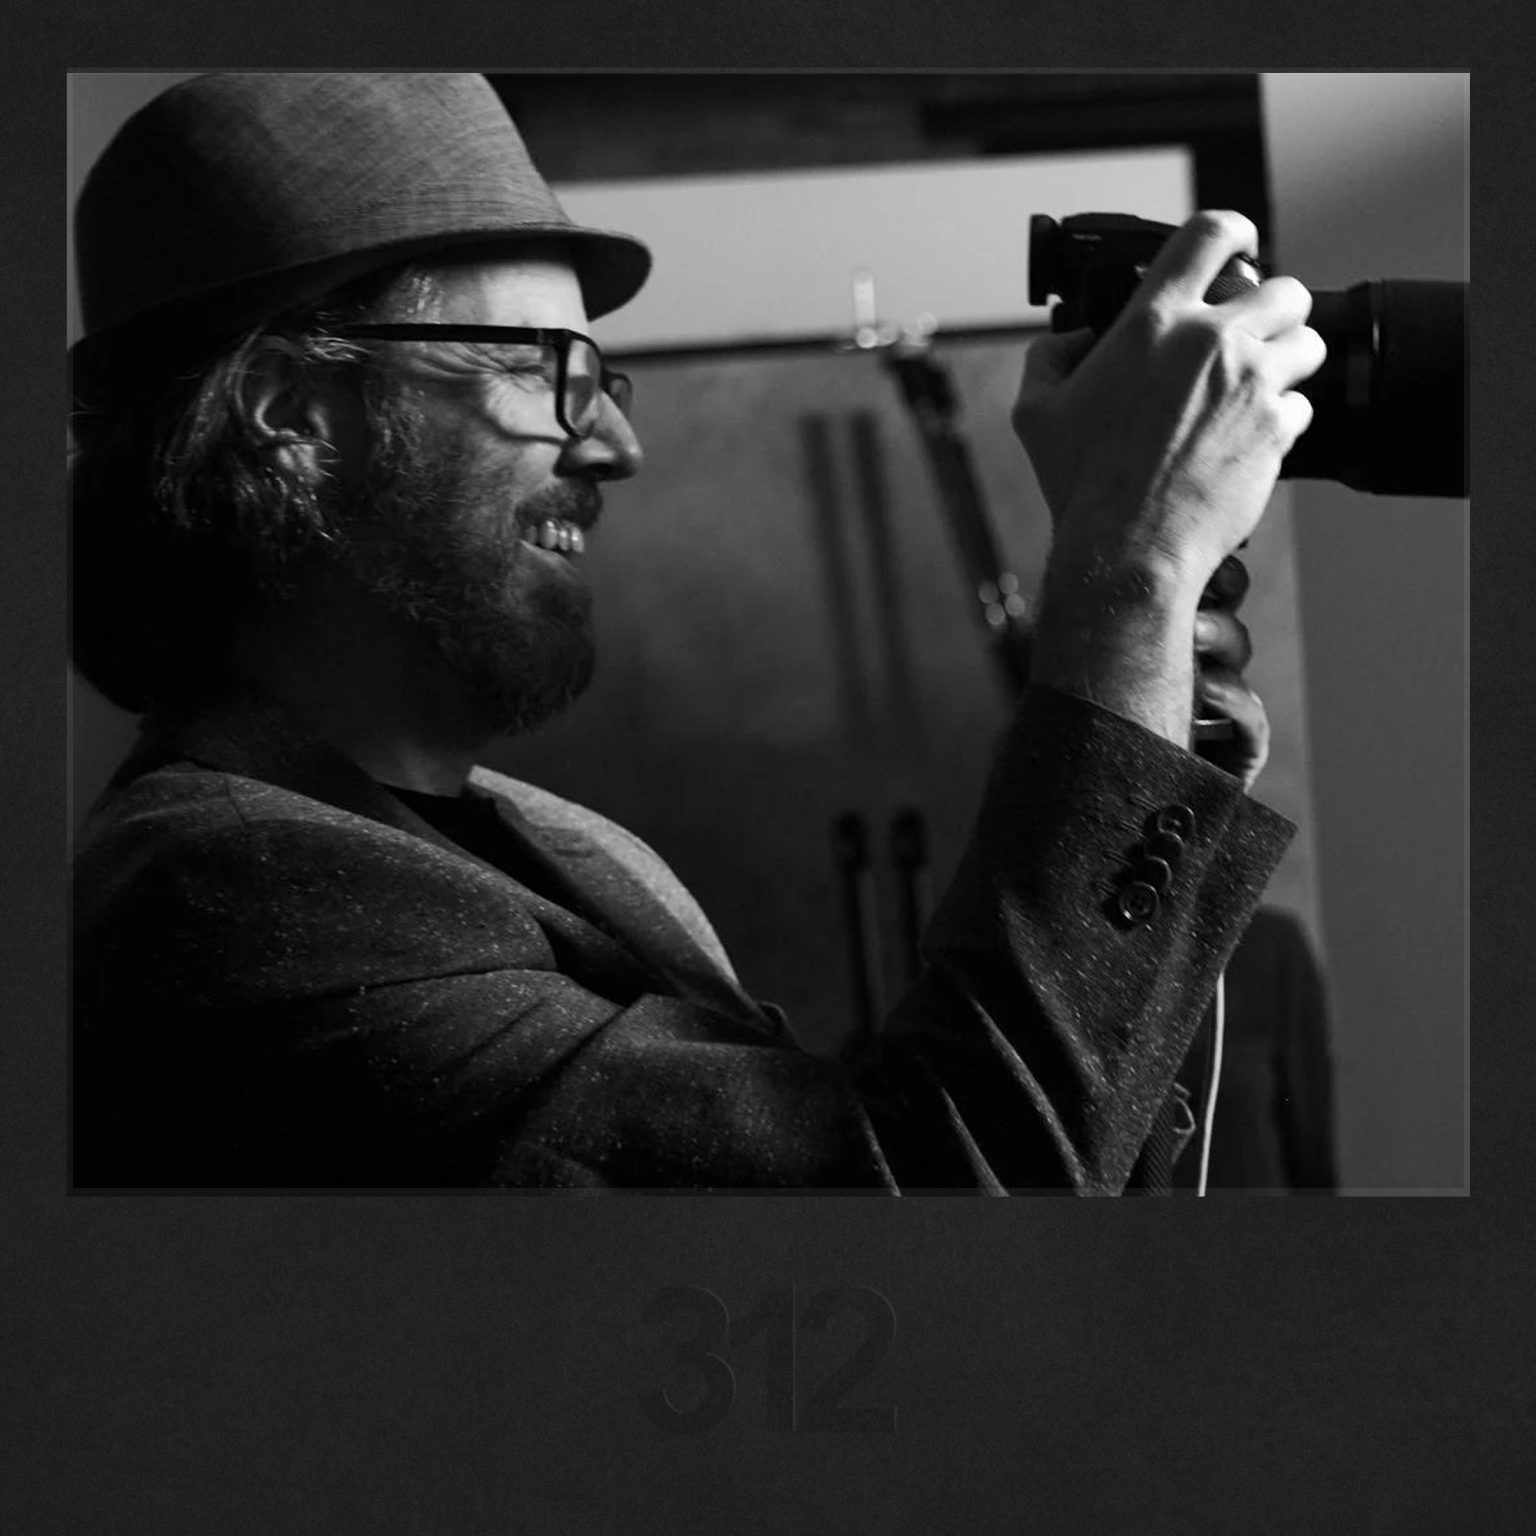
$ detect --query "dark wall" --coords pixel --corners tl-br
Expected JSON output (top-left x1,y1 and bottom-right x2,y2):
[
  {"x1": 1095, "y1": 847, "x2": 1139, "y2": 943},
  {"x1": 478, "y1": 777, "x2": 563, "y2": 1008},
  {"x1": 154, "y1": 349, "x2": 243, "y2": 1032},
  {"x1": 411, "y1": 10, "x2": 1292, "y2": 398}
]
[{"x1": 495, "y1": 74, "x2": 1265, "y2": 213}]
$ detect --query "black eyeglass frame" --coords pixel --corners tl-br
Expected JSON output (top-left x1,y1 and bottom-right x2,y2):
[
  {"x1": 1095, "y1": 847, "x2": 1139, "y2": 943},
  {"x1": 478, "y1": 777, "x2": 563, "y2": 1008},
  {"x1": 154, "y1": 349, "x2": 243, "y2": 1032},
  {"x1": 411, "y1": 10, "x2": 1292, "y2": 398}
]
[{"x1": 328, "y1": 324, "x2": 632, "y2": 440}]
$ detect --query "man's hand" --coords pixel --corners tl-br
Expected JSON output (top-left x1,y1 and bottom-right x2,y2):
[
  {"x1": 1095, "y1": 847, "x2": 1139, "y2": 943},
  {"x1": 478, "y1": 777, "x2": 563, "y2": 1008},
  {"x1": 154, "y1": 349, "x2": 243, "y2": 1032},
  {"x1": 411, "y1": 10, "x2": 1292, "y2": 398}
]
[
  {"x1": 1013, "y1": 210, "x2": 1323, "y2": 755},
  {"x1": 1014, "y1": 209, "x2": 1325, "y2": 587}
]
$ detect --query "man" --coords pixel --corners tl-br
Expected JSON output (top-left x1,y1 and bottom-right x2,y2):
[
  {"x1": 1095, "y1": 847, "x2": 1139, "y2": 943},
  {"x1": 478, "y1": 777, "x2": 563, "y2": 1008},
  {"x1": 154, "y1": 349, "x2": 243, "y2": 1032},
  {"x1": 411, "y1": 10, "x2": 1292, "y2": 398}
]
[{"x1": 70, "y1": 73, "x2": 1323, "y2": 1189}]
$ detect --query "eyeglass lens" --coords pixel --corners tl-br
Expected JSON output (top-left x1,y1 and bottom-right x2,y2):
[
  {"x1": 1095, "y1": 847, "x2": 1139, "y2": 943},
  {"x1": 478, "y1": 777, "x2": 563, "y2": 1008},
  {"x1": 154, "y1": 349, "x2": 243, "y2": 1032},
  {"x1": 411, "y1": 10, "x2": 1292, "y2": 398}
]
[{"x1": 565, "y1": 336, "x2": 632, "y2": 437}]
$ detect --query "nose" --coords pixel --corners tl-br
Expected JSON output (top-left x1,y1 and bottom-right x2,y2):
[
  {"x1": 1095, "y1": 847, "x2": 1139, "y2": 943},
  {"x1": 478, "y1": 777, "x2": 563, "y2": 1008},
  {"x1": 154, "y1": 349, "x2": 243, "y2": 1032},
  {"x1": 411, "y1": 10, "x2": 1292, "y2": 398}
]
[{"x1": 562, "y1": 395, "x2": 643, "y2": 481}]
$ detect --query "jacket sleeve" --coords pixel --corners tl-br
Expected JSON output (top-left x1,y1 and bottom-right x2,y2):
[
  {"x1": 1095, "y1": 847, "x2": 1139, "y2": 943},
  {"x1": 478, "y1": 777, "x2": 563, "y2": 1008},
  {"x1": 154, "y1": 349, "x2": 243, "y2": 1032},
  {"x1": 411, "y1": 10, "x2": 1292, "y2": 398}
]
[
  {"x1": 72, "y1": 687, "x2": 1291, "y2": 1191},
  {"x1": 845, "y1": 687, "x2": 1293, "y2": 1191}
]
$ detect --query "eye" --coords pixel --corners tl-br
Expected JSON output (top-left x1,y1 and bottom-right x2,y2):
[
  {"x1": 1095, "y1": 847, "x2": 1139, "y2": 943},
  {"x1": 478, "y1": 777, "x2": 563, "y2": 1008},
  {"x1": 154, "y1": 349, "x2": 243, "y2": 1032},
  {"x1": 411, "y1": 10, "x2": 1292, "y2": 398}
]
[{"x1": 498, "y1": 357, "x2": 558, "y2": 386}]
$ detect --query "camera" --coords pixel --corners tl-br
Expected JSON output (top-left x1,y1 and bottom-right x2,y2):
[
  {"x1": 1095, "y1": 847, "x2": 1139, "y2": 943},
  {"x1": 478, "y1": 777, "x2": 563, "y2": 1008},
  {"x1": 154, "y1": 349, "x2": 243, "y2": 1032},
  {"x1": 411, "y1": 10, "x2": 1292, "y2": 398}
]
[{"x1": 1028, "y1": 213, "x2": 1467, "y2": 498}]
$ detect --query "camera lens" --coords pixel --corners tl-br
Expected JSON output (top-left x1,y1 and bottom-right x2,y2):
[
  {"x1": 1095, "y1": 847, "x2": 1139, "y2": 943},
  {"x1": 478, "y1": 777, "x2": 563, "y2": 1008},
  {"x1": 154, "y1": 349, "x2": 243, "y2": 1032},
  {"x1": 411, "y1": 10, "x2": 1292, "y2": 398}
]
[{"x1": 1282, "y1": 280, "x2": 1466, "y2": 497}]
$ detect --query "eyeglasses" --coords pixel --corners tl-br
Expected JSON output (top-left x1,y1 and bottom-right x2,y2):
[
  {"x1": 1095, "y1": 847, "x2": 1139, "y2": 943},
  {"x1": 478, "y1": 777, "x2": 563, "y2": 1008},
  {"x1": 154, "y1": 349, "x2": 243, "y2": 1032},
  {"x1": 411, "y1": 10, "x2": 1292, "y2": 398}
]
[{"x1": 329, "y1": 324, "x2": 633, "y2": 440}]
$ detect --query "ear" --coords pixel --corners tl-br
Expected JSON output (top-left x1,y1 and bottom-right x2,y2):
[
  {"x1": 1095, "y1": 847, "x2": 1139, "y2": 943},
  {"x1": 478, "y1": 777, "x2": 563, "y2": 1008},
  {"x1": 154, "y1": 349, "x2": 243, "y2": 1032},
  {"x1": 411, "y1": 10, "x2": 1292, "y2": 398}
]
[{"x1": 237, "y1": 338, "x2": 348, "y2": 488}]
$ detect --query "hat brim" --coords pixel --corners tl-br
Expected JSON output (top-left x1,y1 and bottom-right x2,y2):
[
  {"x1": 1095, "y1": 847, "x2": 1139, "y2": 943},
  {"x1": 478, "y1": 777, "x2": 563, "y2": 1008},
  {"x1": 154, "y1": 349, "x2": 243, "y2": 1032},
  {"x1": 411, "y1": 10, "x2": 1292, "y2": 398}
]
[{"x1": 70, "y1": 221, "x2": 651, "y2": 416}]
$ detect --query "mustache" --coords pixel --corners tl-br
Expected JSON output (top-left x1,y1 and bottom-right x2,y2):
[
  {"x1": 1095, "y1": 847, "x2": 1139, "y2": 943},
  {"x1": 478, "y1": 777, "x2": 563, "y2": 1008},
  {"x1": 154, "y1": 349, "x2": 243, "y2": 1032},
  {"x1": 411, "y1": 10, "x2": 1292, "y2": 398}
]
[{"x1": 515, "y1": 479, "x2": 603, "y2": 531}]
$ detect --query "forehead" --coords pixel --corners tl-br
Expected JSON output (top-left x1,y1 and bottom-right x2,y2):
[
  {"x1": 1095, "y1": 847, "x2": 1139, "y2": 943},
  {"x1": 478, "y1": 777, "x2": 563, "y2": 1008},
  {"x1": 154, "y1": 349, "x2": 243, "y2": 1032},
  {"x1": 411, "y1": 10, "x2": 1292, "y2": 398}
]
[{"x1": 417, "y1": 243, "x2": 589, "y2": 329}]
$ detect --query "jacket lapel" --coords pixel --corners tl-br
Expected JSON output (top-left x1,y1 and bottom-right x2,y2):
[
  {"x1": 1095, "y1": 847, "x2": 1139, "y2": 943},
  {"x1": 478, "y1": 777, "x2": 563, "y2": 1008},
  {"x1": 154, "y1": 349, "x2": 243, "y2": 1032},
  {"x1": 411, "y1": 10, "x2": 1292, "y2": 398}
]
[
  {"x1": 473, "y1": 782, "x2": 768, "y2": 1022},
  {"x1": 128, "y1": 686, "x2": 764, "y2": 1022}
]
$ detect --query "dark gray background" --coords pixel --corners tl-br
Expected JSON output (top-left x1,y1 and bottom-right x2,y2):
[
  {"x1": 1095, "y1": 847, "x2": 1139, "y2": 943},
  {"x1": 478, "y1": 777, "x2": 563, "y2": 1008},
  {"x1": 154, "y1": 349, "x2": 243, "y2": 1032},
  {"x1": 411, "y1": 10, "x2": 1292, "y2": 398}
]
[{"x1": 12, "y1": 8, "x2": 1532, "y2": 1534}]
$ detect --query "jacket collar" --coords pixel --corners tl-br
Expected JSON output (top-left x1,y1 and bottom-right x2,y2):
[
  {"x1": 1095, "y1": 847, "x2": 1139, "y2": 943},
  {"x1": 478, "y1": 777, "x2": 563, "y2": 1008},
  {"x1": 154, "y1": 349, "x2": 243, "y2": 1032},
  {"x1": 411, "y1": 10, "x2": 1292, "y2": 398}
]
[{"x1": 126, "y1": 682, "x2": 474, "y2": 861}]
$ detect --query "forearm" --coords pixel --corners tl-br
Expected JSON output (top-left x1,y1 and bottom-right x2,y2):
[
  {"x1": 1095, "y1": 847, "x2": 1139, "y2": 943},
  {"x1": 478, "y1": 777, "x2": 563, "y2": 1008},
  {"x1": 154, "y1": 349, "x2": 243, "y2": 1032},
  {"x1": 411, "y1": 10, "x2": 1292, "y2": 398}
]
[{"x1": 1012, "y1": 211, "x2": 1325, "y2": 757}]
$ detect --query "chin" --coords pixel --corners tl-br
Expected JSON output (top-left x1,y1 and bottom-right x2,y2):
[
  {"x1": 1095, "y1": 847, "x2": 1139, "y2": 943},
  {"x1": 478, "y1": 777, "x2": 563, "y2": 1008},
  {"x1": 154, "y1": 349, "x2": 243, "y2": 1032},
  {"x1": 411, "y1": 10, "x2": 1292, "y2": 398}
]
[{"x1": 461, "y1": 626, "x2": 596, "y2": 740}]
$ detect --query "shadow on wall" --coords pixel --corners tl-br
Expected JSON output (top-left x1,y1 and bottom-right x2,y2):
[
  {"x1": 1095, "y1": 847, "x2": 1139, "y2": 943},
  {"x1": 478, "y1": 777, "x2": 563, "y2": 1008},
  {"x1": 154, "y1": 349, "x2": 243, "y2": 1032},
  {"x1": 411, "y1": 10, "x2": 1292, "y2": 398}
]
[{"x1": 71, "y1": 679, "x2": 139, "y2": 833}]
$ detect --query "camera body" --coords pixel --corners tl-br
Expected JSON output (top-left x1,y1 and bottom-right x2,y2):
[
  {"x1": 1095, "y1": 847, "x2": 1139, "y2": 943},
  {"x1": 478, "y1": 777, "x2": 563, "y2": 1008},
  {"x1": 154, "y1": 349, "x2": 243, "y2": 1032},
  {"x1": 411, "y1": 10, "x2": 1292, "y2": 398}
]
[{"x1": 1028, "y1": 213, "x2": 1467, "y2": 498}]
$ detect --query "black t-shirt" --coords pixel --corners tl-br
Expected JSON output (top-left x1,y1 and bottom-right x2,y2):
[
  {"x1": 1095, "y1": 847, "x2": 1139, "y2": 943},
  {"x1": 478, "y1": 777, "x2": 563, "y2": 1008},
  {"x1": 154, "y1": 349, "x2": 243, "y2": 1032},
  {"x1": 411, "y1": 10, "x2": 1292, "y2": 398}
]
[
  {"x1": 388, "y1": 783, "x2": 528, "y2": 873},
  {"x1": 385, "y1": 782, "x2": 632, "y2": 951}
]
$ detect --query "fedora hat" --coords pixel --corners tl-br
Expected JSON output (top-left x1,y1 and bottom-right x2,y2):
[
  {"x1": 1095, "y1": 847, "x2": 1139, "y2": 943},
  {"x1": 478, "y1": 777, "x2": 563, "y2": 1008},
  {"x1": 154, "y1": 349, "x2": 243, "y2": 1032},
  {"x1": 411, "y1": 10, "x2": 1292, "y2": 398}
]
[{"x1": 71, "y1": 73, "x2": 651, "y2": 411}]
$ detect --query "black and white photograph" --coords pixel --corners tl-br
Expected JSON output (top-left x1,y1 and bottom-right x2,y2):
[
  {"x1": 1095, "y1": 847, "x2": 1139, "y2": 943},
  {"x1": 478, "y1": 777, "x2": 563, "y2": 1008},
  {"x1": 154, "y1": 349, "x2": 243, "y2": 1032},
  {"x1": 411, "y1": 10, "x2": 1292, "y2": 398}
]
[{"x1": 68, "y1": 71, "x2": 1466, "y2": 1195}]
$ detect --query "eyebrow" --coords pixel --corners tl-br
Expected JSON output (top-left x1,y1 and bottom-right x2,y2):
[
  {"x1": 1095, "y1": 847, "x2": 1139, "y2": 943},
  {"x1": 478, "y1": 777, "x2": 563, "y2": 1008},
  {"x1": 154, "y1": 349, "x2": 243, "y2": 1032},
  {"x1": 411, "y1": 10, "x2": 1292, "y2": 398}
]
[{"x1": 469, "y1": 339, "x2": 552, "y2": 361}]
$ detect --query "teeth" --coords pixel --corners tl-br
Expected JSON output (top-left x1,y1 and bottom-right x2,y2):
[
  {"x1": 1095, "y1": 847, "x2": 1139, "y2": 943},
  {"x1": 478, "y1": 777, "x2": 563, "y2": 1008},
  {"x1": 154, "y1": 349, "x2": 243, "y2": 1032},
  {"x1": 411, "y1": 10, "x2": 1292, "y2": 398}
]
[{"x1": 525, "y1": 518, "x2": 585, "y2": 555}]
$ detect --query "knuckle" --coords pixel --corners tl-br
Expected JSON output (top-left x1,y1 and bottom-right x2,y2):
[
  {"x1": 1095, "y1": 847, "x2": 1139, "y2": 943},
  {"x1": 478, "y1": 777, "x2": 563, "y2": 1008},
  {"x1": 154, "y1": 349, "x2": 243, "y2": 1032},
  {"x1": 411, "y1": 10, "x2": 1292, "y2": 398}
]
[
  {"x1": 1216, "y1": 324, "x2": 1263, "y2": 381},
  {"x1": 1277, "y1": 393, "x2": 1303, "y2": 440},
  {"x1": 1255, "y1": 394, "x2": 1287, "y2": 446},
  {"x1": 1192, "y1": 208, "x2": 1257, "y2": 248},
  {"x1": 1290, "y1": 389, "x2": 1316, "y2": 434},
  {"x1": 1265, "y1": 273, "x2": 1313, "y2": 320}
]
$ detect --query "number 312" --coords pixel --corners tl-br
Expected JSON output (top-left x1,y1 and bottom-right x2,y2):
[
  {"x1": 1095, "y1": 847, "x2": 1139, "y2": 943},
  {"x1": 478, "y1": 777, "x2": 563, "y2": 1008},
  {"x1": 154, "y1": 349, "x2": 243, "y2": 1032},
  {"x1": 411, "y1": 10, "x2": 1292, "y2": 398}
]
[{"x1": 635, "y1": 1284, "x2": 896, "y2": 1434}]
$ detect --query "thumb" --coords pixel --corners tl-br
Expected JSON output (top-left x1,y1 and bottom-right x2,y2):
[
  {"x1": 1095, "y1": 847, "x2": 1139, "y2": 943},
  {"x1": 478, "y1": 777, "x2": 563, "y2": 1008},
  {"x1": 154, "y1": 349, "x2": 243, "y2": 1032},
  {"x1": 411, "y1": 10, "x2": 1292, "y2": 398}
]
[{"x1": 1022, "y1": 327, "x2": 1097, "y2": 390}]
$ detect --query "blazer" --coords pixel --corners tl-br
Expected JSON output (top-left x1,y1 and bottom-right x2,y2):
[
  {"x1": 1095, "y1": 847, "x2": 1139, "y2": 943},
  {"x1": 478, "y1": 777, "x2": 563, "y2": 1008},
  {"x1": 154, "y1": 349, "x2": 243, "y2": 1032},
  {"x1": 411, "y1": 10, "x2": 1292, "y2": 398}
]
[{"x1": 71, "y1": 683, "x2": 1293, "y2": 1190}]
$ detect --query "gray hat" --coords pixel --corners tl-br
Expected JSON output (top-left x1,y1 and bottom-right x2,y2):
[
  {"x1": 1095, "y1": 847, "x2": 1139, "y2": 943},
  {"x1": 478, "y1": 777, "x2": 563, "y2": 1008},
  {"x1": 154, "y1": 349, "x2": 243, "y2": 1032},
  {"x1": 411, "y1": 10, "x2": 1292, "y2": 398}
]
[{"x1": 71, "y1": 73, "x2": 651, "y2": 409}]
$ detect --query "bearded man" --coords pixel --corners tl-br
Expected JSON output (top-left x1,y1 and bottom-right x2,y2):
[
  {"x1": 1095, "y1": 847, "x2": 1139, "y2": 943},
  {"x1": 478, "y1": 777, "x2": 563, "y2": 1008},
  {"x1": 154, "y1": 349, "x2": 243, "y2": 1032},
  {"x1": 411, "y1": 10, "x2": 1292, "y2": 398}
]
[{"x1": 70, "y1": 74, "x2": 1321, "y2": 1189}]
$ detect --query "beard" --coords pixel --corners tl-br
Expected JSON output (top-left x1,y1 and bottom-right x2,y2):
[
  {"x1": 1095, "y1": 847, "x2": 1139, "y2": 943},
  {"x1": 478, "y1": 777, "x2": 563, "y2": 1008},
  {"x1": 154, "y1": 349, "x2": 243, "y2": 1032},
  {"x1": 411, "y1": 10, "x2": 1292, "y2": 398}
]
[{"x1": 331, "y1": 381, "x2": 600, "y2": 739}]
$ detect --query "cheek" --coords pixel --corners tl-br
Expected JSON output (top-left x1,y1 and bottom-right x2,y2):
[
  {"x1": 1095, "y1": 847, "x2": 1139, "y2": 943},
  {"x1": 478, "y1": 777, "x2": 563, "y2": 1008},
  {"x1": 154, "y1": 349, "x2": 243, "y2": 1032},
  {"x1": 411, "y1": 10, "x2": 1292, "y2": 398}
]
[
  {"x1": 436, "y1": 410, "x2": 560, "y2": 496},
  {"x1": 409, "y1": 434, "x2": 544, "y2": 523},
  {"x1": 465, "y1": 453, "x2": 555, "y2": 528}
]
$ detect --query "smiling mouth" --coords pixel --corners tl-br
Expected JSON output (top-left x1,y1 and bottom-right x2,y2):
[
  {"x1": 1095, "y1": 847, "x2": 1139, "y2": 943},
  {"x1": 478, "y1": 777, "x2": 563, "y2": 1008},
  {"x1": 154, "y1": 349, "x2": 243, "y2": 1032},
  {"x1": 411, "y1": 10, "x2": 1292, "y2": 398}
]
[{"x1": 520, "y1": 517, "x2": 586, "y2": 556}]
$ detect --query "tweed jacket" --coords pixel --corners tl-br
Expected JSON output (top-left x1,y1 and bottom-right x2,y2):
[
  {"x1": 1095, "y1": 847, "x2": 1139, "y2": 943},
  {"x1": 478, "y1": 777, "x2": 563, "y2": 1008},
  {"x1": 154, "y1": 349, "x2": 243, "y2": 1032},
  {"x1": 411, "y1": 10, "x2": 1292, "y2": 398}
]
[{"x1": 71, "y1": 683, "x2": 1293, "y2": 1190}]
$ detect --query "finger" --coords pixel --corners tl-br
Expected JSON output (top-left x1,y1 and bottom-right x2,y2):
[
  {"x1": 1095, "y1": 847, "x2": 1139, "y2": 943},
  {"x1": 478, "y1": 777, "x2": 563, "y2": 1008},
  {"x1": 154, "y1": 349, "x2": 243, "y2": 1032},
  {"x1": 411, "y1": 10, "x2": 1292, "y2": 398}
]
[
  {"x1": 1274, "y1": 388, "x2": 1316, "y2": 451},
  {"x1": 1136, "y1": 210, "x2": 1260, "y2": 308},
  {"x1": 1220, "y1": 273, "x2": 1313, "y2": 339},
  {"x1": 1021, "y1": 327, "x2": 1097, "y2": 390},
  {"x1": 1262, "y1": 322, "x2": 1328, "y2": 390},
  {"x1": 1196, "y1": 664, "x2": 1261, "y2": 716},
  {"x1": 1199, "y1": 555, "x2": 1252, "y2": 611},
  {"x1": 1195, "y1": 667, "x2": 1270, "y2": 786},
  {"x1": 1193, "y1": 609, "x2": 1254, "y2": 673},
  {"x1": 1196, "y1": 675, "x2": 1267, "y2": 742}
]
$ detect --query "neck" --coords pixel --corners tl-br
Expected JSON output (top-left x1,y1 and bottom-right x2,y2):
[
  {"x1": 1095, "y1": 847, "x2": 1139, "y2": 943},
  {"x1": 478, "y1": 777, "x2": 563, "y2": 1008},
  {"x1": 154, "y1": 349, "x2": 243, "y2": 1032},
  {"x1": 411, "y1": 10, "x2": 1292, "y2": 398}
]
[{"x1": 233, "y1": 577, "x2": 491, "y2": 796}]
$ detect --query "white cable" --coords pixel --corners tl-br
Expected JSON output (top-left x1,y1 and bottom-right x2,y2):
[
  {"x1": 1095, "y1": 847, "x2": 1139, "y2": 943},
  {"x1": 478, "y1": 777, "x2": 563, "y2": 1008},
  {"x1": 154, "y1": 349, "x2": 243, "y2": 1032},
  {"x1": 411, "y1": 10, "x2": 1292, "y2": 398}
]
[{"x1": 1196, "y1": 970, "x2": 1226, "y2": 1198}]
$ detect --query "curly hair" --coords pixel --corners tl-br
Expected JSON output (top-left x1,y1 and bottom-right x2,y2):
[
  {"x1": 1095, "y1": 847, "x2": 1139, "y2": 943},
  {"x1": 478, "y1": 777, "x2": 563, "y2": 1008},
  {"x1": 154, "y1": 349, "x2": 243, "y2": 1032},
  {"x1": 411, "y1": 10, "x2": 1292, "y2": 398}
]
[{"x1": 69, "y1": 263, "x2": 434, "y2": 713}]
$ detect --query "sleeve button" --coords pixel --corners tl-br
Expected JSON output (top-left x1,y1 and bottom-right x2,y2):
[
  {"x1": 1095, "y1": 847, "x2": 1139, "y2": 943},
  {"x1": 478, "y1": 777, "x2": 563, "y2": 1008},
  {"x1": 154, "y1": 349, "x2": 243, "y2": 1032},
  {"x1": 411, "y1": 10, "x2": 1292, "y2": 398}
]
[
  {"x1": 1144, "y1": 830, "x2": 1185, "y2": 865},
  {"x1": 1116, "y1": 881, "x2": 1161, "y2": 925},
  {"x1": 1154, "y1": 805, "x2": 1197, "y2": 839},
  {"x1": 1137, "y1": 856, "x2": 1174, "y2": 894}
]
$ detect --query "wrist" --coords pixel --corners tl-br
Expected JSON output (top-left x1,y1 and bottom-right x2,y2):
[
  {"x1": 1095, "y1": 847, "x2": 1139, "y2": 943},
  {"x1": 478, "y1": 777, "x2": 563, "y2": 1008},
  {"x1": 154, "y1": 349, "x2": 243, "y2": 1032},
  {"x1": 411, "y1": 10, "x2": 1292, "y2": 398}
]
[
  {"x1": 1036, "y1": 539, "x2": 1203, "y2": 628},
  {"x1": 1043, "y1": 507, "x2": 1215, "y2": 601},
  {"x1": 1029, "y1": 545, "x2": 1202, "y2": 749}
]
